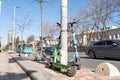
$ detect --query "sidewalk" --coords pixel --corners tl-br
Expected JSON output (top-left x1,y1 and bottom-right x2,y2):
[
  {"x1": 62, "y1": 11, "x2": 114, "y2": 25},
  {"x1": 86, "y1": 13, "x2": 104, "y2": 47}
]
[
  {"x1": 0, "y1": 53, "x2": 31, "y2": 80},
  {"x1": 10, "y1": 53, "x2": 120, "y2": 80}
]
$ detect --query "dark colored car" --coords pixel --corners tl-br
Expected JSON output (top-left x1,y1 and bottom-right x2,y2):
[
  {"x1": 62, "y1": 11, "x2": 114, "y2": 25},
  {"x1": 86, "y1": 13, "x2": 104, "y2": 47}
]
[
  {"x1": 44, "y1": 46, "x2": 55, "y2": 55},
  {"x1": 85, "y1": 40, "x2": 120, "y2": 59}
]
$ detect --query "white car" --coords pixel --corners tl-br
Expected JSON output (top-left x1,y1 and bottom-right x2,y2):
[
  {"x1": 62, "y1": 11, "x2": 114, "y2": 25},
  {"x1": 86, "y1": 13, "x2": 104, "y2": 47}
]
[{"x1": 8, "y1": 50, "x2": 15, "y2": 54}]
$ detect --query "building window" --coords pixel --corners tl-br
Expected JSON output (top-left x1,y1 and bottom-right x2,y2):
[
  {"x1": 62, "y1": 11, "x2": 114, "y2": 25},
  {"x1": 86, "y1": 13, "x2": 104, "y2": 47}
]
[
  {"x1": 115, "y1": 34, "x2": 118, "y2": 39},
  {"x1": 111, "y1": 35, "x2": 113, "y2": 39},
  {"x1": 119, "y1": 33, "x2": 120, "y2": 39},
  {"x1": 109, "y1": 35, "x2": 112, "y2": 39}
]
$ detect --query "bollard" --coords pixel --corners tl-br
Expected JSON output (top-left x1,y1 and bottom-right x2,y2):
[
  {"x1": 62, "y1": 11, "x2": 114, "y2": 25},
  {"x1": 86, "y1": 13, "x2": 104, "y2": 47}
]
[{"x1": 95, "y1": 62, "x2": 120, "y2": 76}]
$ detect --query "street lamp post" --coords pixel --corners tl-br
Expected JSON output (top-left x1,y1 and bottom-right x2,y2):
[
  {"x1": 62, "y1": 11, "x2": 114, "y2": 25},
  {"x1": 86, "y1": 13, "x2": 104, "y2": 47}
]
[{"x1": 13, "y1": 6, "x2": 19, "y2": 51}]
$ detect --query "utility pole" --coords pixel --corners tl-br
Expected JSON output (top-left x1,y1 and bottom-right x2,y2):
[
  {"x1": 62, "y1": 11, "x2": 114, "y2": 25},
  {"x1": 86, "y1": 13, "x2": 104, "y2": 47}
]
[
  {"x1": 39, "y1": 0, "x2": 43, "y2": 57},
  {"x1": 60, "y1": 0, "x2": 68, "y2": 65},
  {"x1": 20, "y1": 29, "x2": 23, "y2": 56}
]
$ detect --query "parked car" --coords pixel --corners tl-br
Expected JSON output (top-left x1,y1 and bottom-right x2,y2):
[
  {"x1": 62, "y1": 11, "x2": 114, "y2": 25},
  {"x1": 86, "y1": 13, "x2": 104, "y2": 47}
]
[
  {"x1": 44, "y1": 46, "x2": 55, "y2": 55},
  {"x1": 85, "y1": 40, "x2": 120, "y2": 59}
]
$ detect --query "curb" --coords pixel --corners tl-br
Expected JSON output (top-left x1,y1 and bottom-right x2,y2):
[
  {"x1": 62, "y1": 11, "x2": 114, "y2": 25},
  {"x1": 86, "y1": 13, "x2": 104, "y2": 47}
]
[
  {"x1": 10, "y1": 54, "x2": 120, "y2": 80},
  {"x1": 10, "y1": 54, "x2": 60, "y2": 80}
]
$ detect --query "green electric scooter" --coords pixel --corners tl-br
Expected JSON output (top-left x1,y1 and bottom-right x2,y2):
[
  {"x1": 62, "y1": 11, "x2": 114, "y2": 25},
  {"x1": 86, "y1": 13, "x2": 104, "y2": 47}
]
[{"x1": 46, "y1": 22, "x2": 81, "y2": 77}]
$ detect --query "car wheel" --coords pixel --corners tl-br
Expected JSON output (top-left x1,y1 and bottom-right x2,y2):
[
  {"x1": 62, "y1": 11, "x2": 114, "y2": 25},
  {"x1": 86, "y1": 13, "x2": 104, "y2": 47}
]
[{"x1": 88, "y1": 50, "x2": 96, "y2": 59}]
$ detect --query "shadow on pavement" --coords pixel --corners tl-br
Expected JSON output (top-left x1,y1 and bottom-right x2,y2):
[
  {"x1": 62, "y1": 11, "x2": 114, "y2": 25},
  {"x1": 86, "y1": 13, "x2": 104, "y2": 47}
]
[
  {"x1": 98, "y1": 57, "x2": 120, "y2": 61},
  {"x1": 80, "y1": 55, "x2": 120, "y2": 62},
  {"x1": 9, "y1": 55, "x2": 26, "y2": 63},
  {"x1": 46, "y1": 66, "x2": 68, "y2": 76},
  {"x1": 12, "y1": 57, "x2": 27, "y2": 61},
  {"x1": 79, "y1": 56, "x2": 90, "y2": 59},
  {"x1": 0, "y1": 72, "x2": 30, "y2": 80},
  {"x1": 9, "y1": 58, "x2": 15, "y2": 63},
  {"x1": 26, "y1": 70, "x2": 37, "y2": 75}
]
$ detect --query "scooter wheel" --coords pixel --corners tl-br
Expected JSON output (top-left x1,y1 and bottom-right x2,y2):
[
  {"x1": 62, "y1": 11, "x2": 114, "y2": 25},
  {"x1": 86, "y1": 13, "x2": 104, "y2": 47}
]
[
  {"x1": 67, "y1": 65, "x2": 77, "y2": 77},
  {"x1": 46, "y1": 58, "x2": 53, "y2": 68},
  {"x1": 76, "y1": 59, "x2": 81, "y2": 70},
  {"x1": 77, "y1": 64, "x2": 81, "y2": 70}
]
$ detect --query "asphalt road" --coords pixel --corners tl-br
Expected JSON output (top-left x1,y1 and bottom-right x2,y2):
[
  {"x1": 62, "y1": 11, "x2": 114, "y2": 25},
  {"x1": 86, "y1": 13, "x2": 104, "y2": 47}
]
[{"x1": 79, "y1": 55, "x2": 120, "y2": 71}]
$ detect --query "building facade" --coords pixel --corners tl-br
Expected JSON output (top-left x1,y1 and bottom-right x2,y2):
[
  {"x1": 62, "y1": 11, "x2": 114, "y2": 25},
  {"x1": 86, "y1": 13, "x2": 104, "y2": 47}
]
[{"x1": 81, "y1": 27, "x2": 120, "y2": 46}]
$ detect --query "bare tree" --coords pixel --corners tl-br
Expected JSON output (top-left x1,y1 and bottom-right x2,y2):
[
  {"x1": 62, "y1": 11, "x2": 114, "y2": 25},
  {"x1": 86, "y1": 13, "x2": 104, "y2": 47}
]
[
  {"x1": 111, "y1": 0, "x2": 120, "y2": 25},
  {"x1": 75, "y1": 0, "x2": 120, "y2": 46},
  {"x1": 27, "y1": 35, "x2": 35, "y2": 43},
  {"x1": 43, "y1": 22, "x2": 60, "y2": 38},
  {"x1": 17, "y1": 13, "x2": 32, "y2": 56}
]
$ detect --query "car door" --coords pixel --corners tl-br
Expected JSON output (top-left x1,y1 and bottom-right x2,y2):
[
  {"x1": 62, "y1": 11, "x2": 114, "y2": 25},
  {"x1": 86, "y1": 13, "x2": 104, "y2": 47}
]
[
  {"x1": 93, "y1": 41, "x2": 106, "y2": 57},
  {"x1": 106, "y1": 40, "x2": 120, "y2": 58},
  {"x1": 113, "y1": 43, "x2": 120, "y2": 59}
]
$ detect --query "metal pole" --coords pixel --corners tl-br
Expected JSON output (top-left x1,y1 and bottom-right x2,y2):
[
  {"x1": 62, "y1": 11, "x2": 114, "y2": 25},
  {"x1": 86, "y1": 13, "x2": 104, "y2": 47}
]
[
  {"x1": 40, "y1": 0, "x2": 43, "y2": 57},
  {"x1": 13, "y1": 6, "x2": 19, "y2": 51},
  {"x1": 13, "y1": 6, "x2": 16, "y2": 50},
  {"x1": 20, "y1": 30, "x2": 23, "y2": 56},
  {"x1": 0, "y1": 37, "x2": 1, "y2": 53},
  {"x1": 60, "y1": 0, "x2": 68, "y2": 65}
]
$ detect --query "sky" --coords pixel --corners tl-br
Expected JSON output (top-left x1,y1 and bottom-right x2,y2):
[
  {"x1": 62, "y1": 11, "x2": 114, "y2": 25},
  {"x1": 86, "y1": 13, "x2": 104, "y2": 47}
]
[{"x1": 0, "y1": 0, "x2": 88, "y2": 46}]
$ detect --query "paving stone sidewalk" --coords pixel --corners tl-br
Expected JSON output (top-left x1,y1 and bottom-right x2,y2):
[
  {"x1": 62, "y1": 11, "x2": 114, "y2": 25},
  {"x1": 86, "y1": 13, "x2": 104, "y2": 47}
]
[{"x1": 10, "y1": 53, "x2": 120, "y2": 80}]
